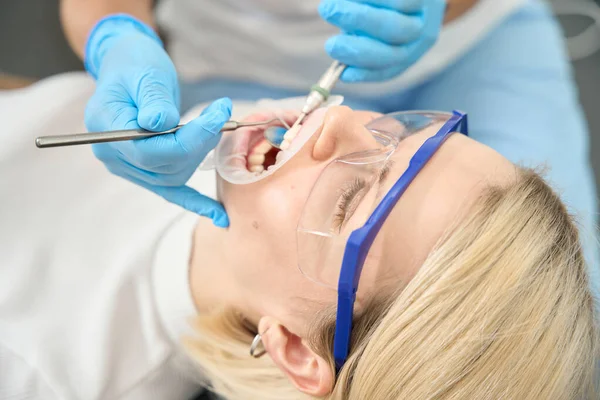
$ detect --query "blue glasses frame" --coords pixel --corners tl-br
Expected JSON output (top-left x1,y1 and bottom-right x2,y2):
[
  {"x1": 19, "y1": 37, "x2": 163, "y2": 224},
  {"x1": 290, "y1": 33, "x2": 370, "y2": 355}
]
[{"x1": 333, "y1": 110, "x2": 469, "y2": 370}]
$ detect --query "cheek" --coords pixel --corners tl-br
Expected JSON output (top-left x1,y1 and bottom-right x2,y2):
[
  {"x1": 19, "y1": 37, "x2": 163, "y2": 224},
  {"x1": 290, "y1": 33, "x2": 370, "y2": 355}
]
[
  {"x1": 219, "y1": 159, "x2": 329, "y2": 273},
  {"x1": 220, "y1": 158, "x2": 326, "y2": 224},
  {"x1": 248, "y1": 181, "x2": 307, "y2": 260},
  {"x1": 257, "y1": 185, "x2": 300, "y2": 222},
  {"x1": 218, "y1": 176, "x2": 308, "y2": 259}
]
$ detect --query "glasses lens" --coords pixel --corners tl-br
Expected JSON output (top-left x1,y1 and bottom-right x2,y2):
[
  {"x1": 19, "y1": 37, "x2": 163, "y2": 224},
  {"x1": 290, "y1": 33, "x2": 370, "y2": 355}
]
[
  {"x1": 366, "y1": 112, "x2": 447, "y2": 140},
  {"x1": 296, "y1": 112, "x2": 453, "y2": 289},
  {"x1": 297, "y1": 158, "x2": 388, "y2": 287}
]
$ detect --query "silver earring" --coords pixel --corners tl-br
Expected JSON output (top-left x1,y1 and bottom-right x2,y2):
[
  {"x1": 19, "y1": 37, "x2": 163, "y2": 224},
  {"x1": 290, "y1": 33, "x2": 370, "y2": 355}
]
[{"x1": 250, "y1": 333, "x2": 267, "y2": 358}]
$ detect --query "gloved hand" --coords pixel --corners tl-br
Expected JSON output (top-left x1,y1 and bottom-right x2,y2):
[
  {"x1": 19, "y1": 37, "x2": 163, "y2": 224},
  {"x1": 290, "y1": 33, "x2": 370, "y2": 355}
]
[
  {"x1": 318, "y1": 0, "x2": 447, "y2": 82},
  {"x1": 84, "y1": 14, "x2": 231, "y2": 227}
]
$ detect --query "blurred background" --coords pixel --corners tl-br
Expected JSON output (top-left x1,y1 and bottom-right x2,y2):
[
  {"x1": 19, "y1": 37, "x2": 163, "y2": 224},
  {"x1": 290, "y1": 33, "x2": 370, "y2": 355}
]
[{"x1": 0, "y1": 0, "x2": 598, "y2": 196}]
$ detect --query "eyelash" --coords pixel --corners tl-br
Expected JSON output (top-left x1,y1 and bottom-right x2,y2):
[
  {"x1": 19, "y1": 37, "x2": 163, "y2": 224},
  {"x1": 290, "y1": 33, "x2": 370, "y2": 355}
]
[
  {"x1": 333, "y1": 177, "x2": 368, "y2": 231},
  {"x1": 332, "y1": 161, "x2": 394, "y2": 232}
]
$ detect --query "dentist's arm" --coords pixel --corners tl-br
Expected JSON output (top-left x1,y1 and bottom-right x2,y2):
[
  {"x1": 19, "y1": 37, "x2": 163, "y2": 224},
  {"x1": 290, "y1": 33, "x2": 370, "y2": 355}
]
[
  {"x1": 60, "y1": 0, "x2": 155, "y2": 59},
  {"x1": 59, "y1": 0, "x2": 231, "y2": 227},
  {"x1": 445, "y1": 0, "x2": 478, "y2": 23}
]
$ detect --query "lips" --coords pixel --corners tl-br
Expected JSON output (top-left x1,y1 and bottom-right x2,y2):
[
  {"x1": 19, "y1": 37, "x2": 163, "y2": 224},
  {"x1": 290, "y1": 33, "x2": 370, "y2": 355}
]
[
  {"x1": 229, "y1": 110, "x2": 299, "y2": 173},
  {"x1": 215, "y1": 107, "x2": 330, "y2": 185}
]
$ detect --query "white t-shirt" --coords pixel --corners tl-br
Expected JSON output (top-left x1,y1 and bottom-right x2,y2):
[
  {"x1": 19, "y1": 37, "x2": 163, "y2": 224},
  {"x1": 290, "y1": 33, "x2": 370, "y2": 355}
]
[
  {"x1": 0, "y1": 73, "x2": 214, "y2": 399},
  {"x1": 157, "y1": 0, "x2": 528, "y2": 95}
]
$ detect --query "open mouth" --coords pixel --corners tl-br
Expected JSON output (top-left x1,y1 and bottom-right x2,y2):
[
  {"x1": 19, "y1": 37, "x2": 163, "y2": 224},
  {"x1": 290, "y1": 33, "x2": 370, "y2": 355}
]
[
  {"x1": 233, "y1": 111, "x2": 301, "y2": 174},
  {"x1": 245, "y1": 129, "x2": 282, "y2": 173},
  {"x1": 214, "y1": 106, "x2": 330, "y2": 185}
]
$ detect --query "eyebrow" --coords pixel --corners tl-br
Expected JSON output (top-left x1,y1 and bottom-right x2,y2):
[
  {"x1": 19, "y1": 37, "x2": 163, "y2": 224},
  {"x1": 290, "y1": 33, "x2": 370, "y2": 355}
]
[
  {"x1": 378, "y1": 160, "x2": 394, "y2": 185},
  {"x1": 373, "y1": 159, "x2": 395, "y2": 200}
]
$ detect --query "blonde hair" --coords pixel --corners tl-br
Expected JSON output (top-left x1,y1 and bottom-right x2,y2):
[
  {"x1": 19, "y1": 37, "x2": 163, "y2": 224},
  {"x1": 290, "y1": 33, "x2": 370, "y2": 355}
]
[{"x1": 184, "y1": 168, "x2": 599, "y2": 399}]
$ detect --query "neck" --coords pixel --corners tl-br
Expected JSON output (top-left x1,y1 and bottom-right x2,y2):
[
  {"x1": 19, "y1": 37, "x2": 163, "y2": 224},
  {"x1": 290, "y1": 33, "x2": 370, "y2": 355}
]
[
  {"x1": 189, "y1": 217, "x2": 264, "y2": 327},
  {"x1": 189, "y1": 217, "x2": 234, "y2": 314}
]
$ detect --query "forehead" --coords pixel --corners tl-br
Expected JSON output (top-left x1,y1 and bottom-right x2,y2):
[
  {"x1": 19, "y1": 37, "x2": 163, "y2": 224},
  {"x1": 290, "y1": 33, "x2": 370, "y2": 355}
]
[{"x1": 357, "y1": 129, "x2": 516, "y2": 298}]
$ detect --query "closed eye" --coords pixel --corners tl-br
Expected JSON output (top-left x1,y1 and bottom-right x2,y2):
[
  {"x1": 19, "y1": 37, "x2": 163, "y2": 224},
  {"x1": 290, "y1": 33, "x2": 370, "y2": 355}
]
[{"x1": 332, "y1": 160, "x2": 394, "y2": 232}]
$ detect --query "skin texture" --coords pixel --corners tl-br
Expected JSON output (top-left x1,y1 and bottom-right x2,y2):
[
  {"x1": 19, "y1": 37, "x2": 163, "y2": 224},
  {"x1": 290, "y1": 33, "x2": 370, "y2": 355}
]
[
  {"x1": 189, "y1": 105, "x2": 515, "y2": 395},
  {"x1": 446, "y1": 0, "x2": 479, "y2": 23},
  {"x1": 60, "y1": 0, "x2": 155, "y2": 59}
]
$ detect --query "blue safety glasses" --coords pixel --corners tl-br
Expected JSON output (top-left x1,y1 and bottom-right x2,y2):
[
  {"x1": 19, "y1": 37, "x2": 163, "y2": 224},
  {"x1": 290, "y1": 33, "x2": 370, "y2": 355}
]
[{"x1": 295, "y1": 110, "x2": 468, "y2": 370}]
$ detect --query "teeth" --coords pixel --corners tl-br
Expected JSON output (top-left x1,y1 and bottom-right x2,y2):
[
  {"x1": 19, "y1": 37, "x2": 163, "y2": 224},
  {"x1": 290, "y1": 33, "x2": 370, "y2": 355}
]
[
  {"x1": 246, "y1": 139, "x2": 273, "y2": 173},
  {"x1": 245, "y1": 128, "x2": 296, "y2": 174},
  {"x1": 275, "y1": 151, "x2": 285, "y2": 163},
  {"x1": 283, "y1": 125, "x2": 301, "y2": 142},
  {"x1": 248, "y1": 153, "x2": 265, "y2": 165},
  {"x1": 278, "y1": 124, "x2": 301, "y2": 151},
  {"x1": 254, "y1": 140, "x2": 273, "y2": 154}
]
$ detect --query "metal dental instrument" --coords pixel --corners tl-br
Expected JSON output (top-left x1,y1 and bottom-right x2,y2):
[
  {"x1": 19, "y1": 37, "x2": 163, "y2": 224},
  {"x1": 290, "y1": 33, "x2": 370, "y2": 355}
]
[
  {"x1": 37, "y1": 61, "x2": 346, "y2": 149},
  {"x1": 290, "y1": 60, "x2": 347, "y2": 131},
  {"x1": 35, "y1": 119, "x2": 280, "y2": 148}
]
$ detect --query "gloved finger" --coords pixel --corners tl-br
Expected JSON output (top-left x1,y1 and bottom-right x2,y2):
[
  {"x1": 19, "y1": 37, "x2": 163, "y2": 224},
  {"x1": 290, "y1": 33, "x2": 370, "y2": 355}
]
[
  {"x1": 116, "y1": 127, "x2": 219, "y2": 174},
  {"x1": 346, "y1": 0, "x2": 424, "y2": 12},
  {"x1": 93, "y1": 137, "x2": 186, "y2": 177},
  {"x1": 341, "y1": 65, "x2": 409, "y2": 82},
  {"x1": 116, "y1": 155, "x2": 192, "y2": 186},
  {"x1": 84, "y1": 87, "x2": 140, "y2": 132},
  {"x1": 92, "y1": 145, "x2": 130, "y2": 180},
  {"x1": 133, "y1": 69, "x2": 181, "y2": 132},
  {"x1": 319, "y1": 0, "x2": 423, "y2": 45},
  {"x1": 325, "y1": 34, "x2": 411, "y2": 69},
  {"x1": 157, "y1": 184, "x2": 229, "y2": 228},
  {"x1": 114, "y1": 133, "x2": 188, "y2": 171},
  {"x1": 339, "y1": 29, "x2": 439, "y2": 82},
  {"x1": 125, "y1": 172, "x2": 229, "y2": 227},
  {"x1": 106, "y1": 97, "x2": 231, "y2": 170},
  {"x1": 92, "y1": 142, "x2": 118, "y2": 164},
  {"x1": 175, "y1": 97, "x2": 233, "y2": 156},
  {"x1": 96, "y1": 145, "x2": 192, "y2": 187}
]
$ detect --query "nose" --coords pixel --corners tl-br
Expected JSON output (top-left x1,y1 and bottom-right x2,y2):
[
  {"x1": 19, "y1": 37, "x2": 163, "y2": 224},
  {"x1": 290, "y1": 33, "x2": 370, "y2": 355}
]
[{"x1": 312, "y1": 106, "x2": 381, "y2": 161}]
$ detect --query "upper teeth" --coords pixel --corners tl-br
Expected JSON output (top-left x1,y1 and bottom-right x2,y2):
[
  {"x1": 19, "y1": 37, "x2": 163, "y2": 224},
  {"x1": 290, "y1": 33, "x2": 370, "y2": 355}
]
[
  {"x1": 279, "y1": 125, "x2": 301, "y2": 150},
  {"x1": 247, "y1": 138, "x2": 273, "y2": 173},
  {"x1": 248, "y1": 153, "x2": 265, "y2": 165},
  {"x1": 247, "y1": 124, "x2": 302, "y2": 174},
  {"x1": 254, "y1": 140, "x2": 273, "y2": 154}
]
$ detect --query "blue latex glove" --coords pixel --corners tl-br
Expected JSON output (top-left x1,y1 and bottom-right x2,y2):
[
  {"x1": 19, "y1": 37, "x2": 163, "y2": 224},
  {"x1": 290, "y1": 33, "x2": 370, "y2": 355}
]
[
  {"x1": 318, "y1": 0, "x2": 447, "y2": 82},
  {"x1": 84, "y1": 14, "x2": 231, "y2": 227}
]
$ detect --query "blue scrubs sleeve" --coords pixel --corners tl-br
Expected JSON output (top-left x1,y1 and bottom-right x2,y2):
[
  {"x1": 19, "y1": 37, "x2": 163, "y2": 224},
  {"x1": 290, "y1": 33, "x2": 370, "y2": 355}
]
[{"x1": 409, "y1": 0, "x2": 600, "y2": 301}]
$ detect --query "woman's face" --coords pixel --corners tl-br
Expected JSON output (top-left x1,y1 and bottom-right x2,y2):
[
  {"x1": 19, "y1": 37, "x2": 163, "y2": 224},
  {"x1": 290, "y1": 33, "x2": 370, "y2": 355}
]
[{"x1": 195, "y1": 106, "x2": 515, "y2": 336}]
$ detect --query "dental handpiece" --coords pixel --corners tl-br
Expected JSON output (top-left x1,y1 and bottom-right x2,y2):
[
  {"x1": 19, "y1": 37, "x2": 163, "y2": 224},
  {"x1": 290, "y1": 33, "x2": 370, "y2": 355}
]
[
  {"x1": 35, "y1": 119, "x2": 278, "y2": 148},
  {"x1": 291, "y1": 61, "x2": 347, "y2": 129}
]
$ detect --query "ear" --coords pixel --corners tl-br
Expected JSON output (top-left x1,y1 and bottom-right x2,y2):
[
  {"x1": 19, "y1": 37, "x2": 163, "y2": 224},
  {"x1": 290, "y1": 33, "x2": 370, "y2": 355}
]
[{"x1": 259, "y1": 317, "x2": 334, "y2": 396}]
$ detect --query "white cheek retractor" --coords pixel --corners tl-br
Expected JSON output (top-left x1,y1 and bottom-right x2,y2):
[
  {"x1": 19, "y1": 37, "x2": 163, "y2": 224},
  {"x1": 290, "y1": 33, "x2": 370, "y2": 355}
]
[{"x1": 198, "y1": 95, "x2": 344, "y2": 184}]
